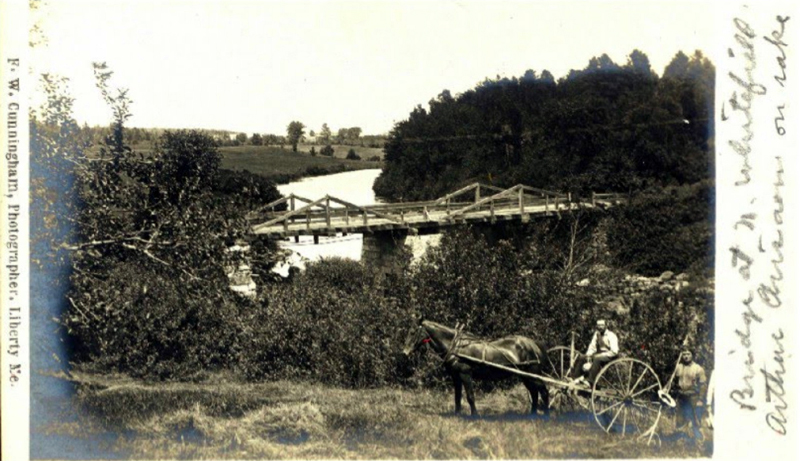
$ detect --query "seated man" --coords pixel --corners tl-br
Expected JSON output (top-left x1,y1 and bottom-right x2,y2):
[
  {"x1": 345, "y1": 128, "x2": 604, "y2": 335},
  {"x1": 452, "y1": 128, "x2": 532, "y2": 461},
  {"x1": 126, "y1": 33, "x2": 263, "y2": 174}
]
[{"x1": 572, "y1": 319, "x2": 619, "y2": 386}]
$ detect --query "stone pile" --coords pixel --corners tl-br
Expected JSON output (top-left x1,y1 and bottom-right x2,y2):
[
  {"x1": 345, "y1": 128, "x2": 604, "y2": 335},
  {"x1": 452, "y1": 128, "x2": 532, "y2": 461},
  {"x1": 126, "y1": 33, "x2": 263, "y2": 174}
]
[{"x1": 576, "y1": 267, "x2": 714, "y2": 316}]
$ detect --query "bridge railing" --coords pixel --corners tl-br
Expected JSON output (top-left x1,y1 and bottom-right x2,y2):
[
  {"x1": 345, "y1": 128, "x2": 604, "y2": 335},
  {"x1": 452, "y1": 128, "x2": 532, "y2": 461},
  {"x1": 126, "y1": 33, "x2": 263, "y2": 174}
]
[
  {"x1": 249, "y1": 183, "x2": 624, "y2": 235},
  {"x1": 590, "y1": 192, "x2": 628, "y2": 206},
  {"x1": 443, "y1": 184, "x2": 574, "y2": 221},
  {"x1": 247, "y1": 193, "x2": 317, "y2": 222},
  {"x1": 367, "y1": 183, "x2": 572, "y2": 221},
  {"x1": 251, "y1": 194, "x2": 406, "y2": 234}
]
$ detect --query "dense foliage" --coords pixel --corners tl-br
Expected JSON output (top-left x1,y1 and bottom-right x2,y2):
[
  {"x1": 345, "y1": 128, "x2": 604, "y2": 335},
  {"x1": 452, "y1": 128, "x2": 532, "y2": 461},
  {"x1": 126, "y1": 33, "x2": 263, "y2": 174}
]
[
  {"x1": 374, "y1": 50, "x2": 714, "y2": 201},
  {"x1": 237, "y1": 259, "x2": 414, "y2": 387},
  {"x1": 408, "y1": 227, "x2": 713, "y2": 382},
  {"x1": 235, "y1": 224, "x2": 712, "y2": 388},
  {"x1": 32, "y1": 66, "x2": 282, "y2": 379},
  {"x1": 607, "y1": 180, "x2": 714, "y2": 275}
]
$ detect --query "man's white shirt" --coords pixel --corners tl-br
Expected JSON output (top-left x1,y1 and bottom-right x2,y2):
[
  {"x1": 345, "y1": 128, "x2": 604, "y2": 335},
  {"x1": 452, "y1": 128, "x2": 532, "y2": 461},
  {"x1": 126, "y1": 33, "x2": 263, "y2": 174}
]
[{"x1": 586, "y1": 330, "x2": 619, "y2": 358}]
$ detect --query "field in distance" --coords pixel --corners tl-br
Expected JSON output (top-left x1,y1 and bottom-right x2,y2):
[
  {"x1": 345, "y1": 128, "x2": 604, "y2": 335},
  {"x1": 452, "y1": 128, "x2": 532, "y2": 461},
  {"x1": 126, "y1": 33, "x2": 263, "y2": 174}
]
[
  {"x1": 219, "y1": 145, "x2": 383, "y2": 183},
  {"x1": 294, "y1": 143, "x2": 384, "y2": 161}
]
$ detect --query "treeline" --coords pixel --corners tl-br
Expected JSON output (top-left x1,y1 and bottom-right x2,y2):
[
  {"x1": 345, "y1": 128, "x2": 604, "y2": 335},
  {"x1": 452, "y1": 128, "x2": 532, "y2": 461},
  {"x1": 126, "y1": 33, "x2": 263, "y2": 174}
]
[
  {"x1": 77, "y1": 123, "x2": 387, "y2": 150},
  {"x1": 75, "y1": 124, "x2": 239, "y2": 147},
  {"x1": 374, "y1": 50, "x2": 714, "y2": 201}
]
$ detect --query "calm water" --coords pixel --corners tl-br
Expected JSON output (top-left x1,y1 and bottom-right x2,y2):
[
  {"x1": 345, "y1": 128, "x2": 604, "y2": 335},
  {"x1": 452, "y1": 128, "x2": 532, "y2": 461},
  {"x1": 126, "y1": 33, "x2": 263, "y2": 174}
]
[{"x1": 273, "y1": 169, "x2": 439, "y2": 274}]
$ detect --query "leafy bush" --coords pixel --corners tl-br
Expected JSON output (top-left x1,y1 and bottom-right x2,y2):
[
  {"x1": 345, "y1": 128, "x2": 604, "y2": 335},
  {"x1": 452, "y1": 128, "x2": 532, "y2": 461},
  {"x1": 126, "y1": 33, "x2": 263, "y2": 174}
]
[
  {"x1": 237, "y1": 259, "x2": 414, "y2": 387},
  {"x1": 304, "y1": 164, "x2": 347, "y2": 177},
  {"x1": 320, "y1": 145, "x2": 335, "y2": 157},
  {"x1": 346, "y1": 149, "x2": 361, "y2": 160},
  {"x1": 66, "y1": 260, "x2": 248, "y2": 379},
  {"x1": 213, "y1": 168, "x2": 282, "y2": 210},
  {"x1": 409, "y1": 227, "x2": 602, "y2": 349},
  {"x1": 614, "y1": 283, "x2": 714, "y2": 379}
]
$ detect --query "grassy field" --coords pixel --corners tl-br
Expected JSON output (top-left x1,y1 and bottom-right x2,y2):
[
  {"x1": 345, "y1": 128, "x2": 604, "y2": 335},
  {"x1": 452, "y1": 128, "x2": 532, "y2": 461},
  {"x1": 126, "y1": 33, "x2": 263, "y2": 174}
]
[
  {"x1": 56, "y1": 372, "x2": 712, "y2": 460},
  {"x1": 295, "y1": 143, "x2": 385, "y2": 161},
  {"x1": 219, "y1": 145, "x2": 383, "y2": 183}
]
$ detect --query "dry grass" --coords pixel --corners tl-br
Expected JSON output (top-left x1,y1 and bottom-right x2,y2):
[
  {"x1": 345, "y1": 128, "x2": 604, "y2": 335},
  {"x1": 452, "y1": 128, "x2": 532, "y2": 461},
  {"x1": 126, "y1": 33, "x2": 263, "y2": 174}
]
[{"x1": 59, "y1": 372, "x2": 712, "y2": 459}]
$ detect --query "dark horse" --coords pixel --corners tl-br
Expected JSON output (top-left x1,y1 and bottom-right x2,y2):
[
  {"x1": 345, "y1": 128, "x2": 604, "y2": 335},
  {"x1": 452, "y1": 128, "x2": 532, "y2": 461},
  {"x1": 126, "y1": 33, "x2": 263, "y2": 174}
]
[{"x1": 403, "y1": 319, "x2": 550, "y2": 417}]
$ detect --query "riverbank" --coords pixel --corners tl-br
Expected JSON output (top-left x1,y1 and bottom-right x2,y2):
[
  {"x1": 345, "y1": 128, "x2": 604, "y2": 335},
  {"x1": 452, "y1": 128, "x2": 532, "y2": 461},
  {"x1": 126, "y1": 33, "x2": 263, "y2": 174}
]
[
  {"x1": 53, "y1": 371, "x2": 710, "y2": 459},
  {"x1": 220, "y1": 145, "x2": 382, "y2": 184}
]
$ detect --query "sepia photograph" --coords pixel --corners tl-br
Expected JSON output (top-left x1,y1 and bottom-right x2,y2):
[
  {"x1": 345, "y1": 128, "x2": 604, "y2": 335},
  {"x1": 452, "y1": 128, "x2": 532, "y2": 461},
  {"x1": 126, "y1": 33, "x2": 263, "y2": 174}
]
[{"x1": 0, "y1": 0, "x2": 796, "y2": 460}]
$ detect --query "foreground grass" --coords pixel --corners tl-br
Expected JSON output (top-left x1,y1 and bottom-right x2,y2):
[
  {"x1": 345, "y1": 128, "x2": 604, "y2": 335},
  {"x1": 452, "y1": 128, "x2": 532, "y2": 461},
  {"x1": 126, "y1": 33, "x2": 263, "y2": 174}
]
[
  {"x1": 219, "y1": 145, "x2": 382, "y2": 183},
  {"x1": 58, "y1": 372, "x2": 711, "y2": 459}
]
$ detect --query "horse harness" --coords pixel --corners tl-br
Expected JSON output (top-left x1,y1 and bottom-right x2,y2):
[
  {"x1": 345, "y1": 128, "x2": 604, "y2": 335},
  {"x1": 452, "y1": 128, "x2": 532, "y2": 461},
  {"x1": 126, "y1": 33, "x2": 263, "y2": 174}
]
[{"x1": 436, "y1": 322, "x2": 541, "y2": 370}]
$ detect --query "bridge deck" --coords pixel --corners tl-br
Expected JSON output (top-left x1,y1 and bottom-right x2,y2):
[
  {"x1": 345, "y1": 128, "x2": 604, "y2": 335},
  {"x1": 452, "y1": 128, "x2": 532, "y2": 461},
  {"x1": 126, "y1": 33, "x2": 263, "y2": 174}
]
[{"x1": 249, "y1": 183, "x2": 621, "y2": 238}]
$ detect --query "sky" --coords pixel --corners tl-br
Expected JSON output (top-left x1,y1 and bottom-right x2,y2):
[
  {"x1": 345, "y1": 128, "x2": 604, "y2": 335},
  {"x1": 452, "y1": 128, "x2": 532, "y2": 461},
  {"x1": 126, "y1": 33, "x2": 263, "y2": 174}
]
[{"x1": 31, "y1": 0, "x2": 717, "y2": 135}]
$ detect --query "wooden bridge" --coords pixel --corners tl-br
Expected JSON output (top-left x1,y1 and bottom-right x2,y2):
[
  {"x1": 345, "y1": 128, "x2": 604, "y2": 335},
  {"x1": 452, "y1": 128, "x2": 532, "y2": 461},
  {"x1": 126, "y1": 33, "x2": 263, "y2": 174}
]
[{"x1": 249, "y1": 183, "x2": 622, "y2": 239}]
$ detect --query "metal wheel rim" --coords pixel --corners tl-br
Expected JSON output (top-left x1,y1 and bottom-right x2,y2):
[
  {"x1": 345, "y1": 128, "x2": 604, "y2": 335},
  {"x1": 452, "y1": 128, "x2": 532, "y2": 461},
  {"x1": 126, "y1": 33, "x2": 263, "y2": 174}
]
[
  {"x1": 545, "y1": 346, "x2": 590, "y2": 412},
  {"x1": 591, "y1": 358, "x2": 663, "y2": 436}
]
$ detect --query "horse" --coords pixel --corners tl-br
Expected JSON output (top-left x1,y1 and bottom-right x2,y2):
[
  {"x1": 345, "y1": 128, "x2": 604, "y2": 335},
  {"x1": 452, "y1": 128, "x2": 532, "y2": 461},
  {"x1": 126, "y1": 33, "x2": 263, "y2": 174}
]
[{"x1": 403, "y1": 319, "x2": 550, "y2": 417}]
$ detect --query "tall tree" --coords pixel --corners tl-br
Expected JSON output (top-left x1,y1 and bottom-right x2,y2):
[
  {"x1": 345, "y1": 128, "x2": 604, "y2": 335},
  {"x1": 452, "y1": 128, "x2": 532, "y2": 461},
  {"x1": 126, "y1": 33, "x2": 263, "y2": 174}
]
[
  {"x1": 346, "y1": 127, "x2": 362, "y2": 143},
  {"x1": 336, "y1": 128, "x2": 348, "y2": 144},
  {"x1": 287, "y1": 121, "x2": 305, "y2": 152},
  {"x1": 319, "y1": 123, "x2": 332, "y2": 144}
]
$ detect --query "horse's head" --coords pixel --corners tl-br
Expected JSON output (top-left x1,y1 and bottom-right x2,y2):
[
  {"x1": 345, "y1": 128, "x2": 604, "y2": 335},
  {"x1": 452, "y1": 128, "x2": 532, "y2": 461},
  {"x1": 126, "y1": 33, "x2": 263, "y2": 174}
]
[{"x1": 402, "y1": 314, "x2": 430, "y2": 356}]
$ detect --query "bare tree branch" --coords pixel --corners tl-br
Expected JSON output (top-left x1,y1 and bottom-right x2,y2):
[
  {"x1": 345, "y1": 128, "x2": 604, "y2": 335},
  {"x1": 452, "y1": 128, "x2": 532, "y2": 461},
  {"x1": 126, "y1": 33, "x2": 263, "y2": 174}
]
[{"x1": 67, "y1": 295, "x2": 100, "y2": 322}]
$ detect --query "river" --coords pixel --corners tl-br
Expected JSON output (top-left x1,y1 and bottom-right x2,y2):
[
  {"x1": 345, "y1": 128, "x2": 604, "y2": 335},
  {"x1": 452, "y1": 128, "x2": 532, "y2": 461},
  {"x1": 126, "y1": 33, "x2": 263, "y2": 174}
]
[{"x1": 273, "y1": 169, "x2": 440, "y2": 274}]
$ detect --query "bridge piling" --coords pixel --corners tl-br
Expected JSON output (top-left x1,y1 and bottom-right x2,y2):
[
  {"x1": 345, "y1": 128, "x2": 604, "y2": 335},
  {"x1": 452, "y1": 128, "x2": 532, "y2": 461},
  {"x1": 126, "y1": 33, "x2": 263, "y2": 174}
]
[{"x1": 361, "y1": 230, "x2": 409, "y2": 274}]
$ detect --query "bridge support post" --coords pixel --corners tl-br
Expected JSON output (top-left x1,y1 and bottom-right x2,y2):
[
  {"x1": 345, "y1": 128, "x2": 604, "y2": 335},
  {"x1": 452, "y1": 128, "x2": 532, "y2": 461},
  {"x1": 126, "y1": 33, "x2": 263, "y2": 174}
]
[{"x1": 361, "y1": 230, "x2": 410, "y2": 274}]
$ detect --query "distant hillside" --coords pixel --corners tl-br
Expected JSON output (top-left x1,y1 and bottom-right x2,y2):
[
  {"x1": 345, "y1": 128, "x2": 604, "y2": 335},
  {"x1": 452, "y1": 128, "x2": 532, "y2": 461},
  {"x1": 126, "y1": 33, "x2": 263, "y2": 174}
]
[{"x1": 374, "y1": 50, "x2": 714, "y2": 202}]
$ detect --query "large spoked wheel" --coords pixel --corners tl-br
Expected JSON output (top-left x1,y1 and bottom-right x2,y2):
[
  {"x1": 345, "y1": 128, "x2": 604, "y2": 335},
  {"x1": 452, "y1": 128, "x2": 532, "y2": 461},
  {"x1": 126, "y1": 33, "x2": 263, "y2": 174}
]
[
  {"x1": 591, "y1": 358, "x2": 663, "y2": 442},
  {"x1": 545, "y1": 346, "x2": 589, "y2": 413}
]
